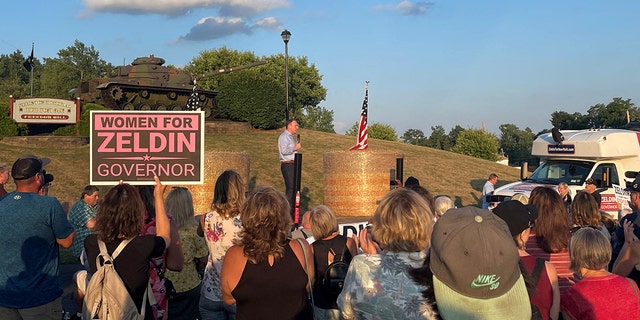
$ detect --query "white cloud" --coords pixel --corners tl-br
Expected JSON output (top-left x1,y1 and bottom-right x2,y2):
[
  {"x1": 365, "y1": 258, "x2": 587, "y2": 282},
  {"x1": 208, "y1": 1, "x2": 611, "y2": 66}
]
[
  {"x1": 174, "y1": 15, "x2": 281, "y2": 42},
  {"x1": 82, "y1": 0, "x2": 290, "y2": 17},
  {"x1": 372, "y1": 1, "x2": 433, "y2": 16},
  {"x1": 254, "y1": 17, "x2": 281, "y2": 31}
]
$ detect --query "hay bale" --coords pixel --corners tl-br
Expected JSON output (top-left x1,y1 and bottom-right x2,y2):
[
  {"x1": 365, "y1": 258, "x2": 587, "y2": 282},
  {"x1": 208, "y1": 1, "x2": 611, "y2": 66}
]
[
  {"x1": 178, "y1": 151, "x2": 249, "y2": 215},
  {"x1": 324, "y1": 151, "x2": 402, "y2": 217}
]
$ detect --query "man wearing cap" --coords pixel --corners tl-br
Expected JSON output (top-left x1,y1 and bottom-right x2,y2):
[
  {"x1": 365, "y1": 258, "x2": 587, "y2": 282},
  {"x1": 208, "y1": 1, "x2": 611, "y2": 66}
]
[
  {"x1": 611, "y1": 175, "x2": 640, "y2": 270},
  {"x1": 584, "y1": 177, "x2": 602, "y2": 208},
  {"x1": 0, "y1": 155, "x2": 75, "y2": 319}
]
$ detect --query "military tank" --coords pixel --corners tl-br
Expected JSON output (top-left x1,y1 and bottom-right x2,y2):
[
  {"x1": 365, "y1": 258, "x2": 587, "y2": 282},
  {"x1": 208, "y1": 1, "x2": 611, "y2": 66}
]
[{"x1": 72, "y1": 55, "x2": 266, "y2": 120}]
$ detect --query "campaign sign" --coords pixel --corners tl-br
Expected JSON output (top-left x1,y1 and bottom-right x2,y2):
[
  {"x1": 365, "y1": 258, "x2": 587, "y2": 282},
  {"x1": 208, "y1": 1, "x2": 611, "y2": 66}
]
[{"x1": 90, "y1": 111, "x2": 205, "y2": 185}]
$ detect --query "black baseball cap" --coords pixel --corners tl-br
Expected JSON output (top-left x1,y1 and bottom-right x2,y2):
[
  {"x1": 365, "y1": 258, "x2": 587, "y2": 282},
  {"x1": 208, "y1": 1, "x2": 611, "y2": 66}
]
[
  {"x1": 11, "y1": 155, "x2": 50, "y2": 180},
  {"x1": 492, "y1": 200, "x2": 538, "y2": 236}
]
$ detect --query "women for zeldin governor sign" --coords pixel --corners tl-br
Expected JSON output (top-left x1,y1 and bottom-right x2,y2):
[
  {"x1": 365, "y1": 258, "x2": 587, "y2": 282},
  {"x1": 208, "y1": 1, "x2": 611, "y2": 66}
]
[{"x1": 90, "y1": 110, "x2": 205, "y2": 185}]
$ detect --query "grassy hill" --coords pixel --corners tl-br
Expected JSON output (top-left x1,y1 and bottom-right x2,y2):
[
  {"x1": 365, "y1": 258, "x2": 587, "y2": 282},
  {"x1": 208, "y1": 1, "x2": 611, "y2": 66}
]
[{"x1": 0, "y1": 127, "x2": 521, "y2": 211}]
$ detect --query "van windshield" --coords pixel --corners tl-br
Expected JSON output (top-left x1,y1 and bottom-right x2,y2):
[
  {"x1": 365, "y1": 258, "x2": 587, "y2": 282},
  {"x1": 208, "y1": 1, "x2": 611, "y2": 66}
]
[{"x1": 528, "y1": 160, "x2": 594, "y2": 185}]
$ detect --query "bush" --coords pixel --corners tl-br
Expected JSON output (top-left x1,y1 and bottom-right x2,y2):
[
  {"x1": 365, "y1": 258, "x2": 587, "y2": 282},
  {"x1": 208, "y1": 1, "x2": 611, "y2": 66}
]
[
  {"x1": 217, "y1": 72, "x2": 285, "y2": 130},
  {"x1": 53, "y1": 125, "x2": 77, "y2": 136},
  {"x1": 0, "y1": 106, "x2": 19, "y2": 137},
  {"x1": 452, "y1": 129, "x2": 500, "y2": 161},
  {"x1": 78, "y1": 103, "x2": 108, "y2": 136}
]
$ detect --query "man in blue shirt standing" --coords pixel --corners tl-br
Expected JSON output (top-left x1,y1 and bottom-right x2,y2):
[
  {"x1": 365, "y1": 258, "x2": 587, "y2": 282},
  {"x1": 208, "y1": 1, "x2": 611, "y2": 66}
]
[
  {"x1": 0, "y1": 155, "x2": 75, "y2": 320},
  {"x1": 278, "y1": 119, "x2": 301, "y2": 216},
  {"x1": 482, "y1": 173, "x2": 498, "y2": 209}
]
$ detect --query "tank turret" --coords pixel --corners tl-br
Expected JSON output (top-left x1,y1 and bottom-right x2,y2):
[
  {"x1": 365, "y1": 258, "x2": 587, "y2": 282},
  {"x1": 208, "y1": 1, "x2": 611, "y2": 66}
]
[{"x1": 72, "y1": 55, "x2": 266, "y2": 120}]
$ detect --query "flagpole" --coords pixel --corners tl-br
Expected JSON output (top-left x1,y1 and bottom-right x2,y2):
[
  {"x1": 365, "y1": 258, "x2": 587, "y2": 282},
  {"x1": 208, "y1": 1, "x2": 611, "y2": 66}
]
[{"x1": 29, "y1": 43, "x2": 34, "y2": 97}]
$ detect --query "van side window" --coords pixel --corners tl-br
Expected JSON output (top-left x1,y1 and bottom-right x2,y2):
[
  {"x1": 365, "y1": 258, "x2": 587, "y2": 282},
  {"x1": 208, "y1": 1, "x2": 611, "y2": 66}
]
[{"x1": 590, "y1": 163, "x2": 619, "y2": 188}]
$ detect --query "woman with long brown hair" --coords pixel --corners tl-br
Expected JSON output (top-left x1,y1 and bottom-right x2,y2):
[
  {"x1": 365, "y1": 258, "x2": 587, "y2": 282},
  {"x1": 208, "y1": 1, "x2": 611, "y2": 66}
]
[
  {"x1": 526, "y1": 186, "x2": 573, "y2": 293},
  {"x1": 570, "y1": 191, "x2": 610, "y2": 240},
  {"x1": 220, "y1": 187, "x2": 313, "y2": 320},
  {"x1": 84, "y1": 177, "x2": 171, "y2": 320}
]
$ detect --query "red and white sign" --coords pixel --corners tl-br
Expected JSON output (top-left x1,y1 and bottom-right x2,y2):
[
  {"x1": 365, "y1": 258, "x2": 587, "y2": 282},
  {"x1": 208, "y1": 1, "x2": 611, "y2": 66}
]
[{"x1": 90, "y1": 111, "x2": 205, "y2": 185}]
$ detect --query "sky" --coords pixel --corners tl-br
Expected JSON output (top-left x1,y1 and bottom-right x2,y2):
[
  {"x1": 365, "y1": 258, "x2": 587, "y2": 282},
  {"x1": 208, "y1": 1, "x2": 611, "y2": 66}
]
[{"x1": 3, "y1": 1, "x2": 640, "y2": 136}]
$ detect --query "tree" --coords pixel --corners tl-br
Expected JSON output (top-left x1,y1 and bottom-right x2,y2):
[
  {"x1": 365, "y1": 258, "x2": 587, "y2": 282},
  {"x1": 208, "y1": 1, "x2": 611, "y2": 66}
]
[
  {"x1": 345, "y1": 122, "x2": 398, "y2": 141},
  {"x1": 369, "y1": 123, "x2": 398, "y2": 141},
  {"x1": 452, "y1": 129, "x2": 500, "y2": 161},
  {"x1": 586, "y1": 97, "x2": 640, "y2": 129},
  {"x1": 0, "y1": 50, "x2": 38, "y2": 99},
  {"x1": 426, "y1": 125, "x2": 452, "y2": 150},
  {"x1": 499, "y1": 123, "x2": 536, "y2": 165},
  {"x1": 187, "y1": 47, "x2": 327, "y2": 128},
  {"x1": 448, "y1": 125, "x2": 465, "y2": 150},
  {"x1": 401, "y1": 128, "x2": 427, "y2": 146},
  {"x1": 40, "y1": 40, "x2": 112, "y2": 99},
  {"x1": 550, "y1": 111, "x2": 589, "y2": 130},
  {"x1": 300, "y1": 105, "x2": 335, "y2": 133}
]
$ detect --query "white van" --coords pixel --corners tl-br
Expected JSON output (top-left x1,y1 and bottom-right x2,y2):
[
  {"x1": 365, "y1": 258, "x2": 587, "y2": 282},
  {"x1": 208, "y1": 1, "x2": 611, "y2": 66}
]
[{"x1": 490, "y1": 129, "x2": 640, "y2": 215}]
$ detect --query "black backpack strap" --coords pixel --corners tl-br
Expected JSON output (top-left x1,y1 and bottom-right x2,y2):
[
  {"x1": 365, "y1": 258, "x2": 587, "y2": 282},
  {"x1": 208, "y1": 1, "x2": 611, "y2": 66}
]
[
  {"x1": 338, "y1": 242, "x2": 347, "y2": 262},
  {"x1": 528, "y1": 258, "x2": 546, "y2": 297},
  {"x1": 531, "y1": 257, "x2": 545, "y2": 280}
]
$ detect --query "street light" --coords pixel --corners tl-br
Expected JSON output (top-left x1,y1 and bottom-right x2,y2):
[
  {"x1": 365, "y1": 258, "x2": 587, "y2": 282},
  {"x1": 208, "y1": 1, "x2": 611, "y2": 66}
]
[{"x1": 281, "y1": 29, "x2": 291, "y2": 122}]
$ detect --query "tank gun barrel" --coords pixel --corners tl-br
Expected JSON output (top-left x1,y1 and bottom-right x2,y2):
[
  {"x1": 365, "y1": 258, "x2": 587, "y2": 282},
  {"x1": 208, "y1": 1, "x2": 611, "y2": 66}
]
[{"x1": 197, "y1": 61, "x2": 267, "y2": 80}]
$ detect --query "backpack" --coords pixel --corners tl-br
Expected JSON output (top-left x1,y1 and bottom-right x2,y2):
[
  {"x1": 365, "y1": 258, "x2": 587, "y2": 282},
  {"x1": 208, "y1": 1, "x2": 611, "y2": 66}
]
[
  {"x1": 82, "y1": 238, "x2": 149, "y2": 320},
  {"x1": 322, "y1": 247, "x2": 350, "y2": 295}
]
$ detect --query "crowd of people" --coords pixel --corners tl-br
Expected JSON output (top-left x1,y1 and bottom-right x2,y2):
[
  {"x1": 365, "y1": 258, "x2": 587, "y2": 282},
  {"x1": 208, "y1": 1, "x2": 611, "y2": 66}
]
[{"x1": 4, "y1": 153, "x2": 640, "y2": 320}]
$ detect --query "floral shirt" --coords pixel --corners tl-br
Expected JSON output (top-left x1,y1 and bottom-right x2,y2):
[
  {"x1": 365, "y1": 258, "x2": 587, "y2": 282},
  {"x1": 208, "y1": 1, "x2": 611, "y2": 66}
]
[
  {"x1": 201, "y1": 210, "x2": 242, "y2": 301},
  {"x1": 337, "y1": 251, "x2": 437, "y2": 320},
  {"x1": 142, "y1": 214, "x2": 169, "y2": 320},
  {"x1": 165, "y1": 225, "x2": 208, "y2": 293}
]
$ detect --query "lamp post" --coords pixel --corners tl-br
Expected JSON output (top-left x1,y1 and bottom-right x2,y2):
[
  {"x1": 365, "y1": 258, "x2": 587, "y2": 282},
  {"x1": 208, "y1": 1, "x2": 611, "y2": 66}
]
[{"x1": 281, "y1": 29, "x2": 291, "y2": 122}]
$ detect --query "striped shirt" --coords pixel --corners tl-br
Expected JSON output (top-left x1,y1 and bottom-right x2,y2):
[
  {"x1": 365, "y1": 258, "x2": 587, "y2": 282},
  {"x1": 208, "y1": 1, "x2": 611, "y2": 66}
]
[{"x1": 526, "y1": 232, "x2": 573, "y2": 293}]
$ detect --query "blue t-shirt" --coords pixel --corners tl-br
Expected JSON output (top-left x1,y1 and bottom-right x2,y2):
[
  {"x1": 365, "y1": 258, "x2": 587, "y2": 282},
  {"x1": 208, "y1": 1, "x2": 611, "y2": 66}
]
[{"x1": 0, "y1": 191, "x2": 74, "y2": 308}]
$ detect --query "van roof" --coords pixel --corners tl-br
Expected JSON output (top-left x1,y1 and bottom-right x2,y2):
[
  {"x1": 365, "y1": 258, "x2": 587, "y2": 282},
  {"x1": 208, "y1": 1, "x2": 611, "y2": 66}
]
[{"x1": 532, "y1": 129, "x2": 640, "y2": 159}]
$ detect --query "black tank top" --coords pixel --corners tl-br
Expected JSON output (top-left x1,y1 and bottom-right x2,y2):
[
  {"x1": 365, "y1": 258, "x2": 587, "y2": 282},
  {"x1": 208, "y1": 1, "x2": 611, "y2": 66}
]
[
  {"x1": 311, "y1": 235, "x2": 352, "y2": 309},
  {"x1": 232, "y1": 241, "x2": 311, "y2": 320}
]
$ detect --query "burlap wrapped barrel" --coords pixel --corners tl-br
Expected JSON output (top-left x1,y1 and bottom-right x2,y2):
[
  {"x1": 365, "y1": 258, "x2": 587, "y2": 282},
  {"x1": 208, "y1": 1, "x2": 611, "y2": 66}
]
[
  {"x1": 183, "y1": 151, "x2": 249, "y2": 215},
  {"x1": 324, "y1": 151, "x2": 401, "y2": 217}
]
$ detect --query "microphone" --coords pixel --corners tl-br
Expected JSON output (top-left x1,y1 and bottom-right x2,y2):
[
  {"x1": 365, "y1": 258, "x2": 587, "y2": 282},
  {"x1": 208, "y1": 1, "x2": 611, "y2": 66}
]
[{"x1": 296, "y1": 134, "x2": 300, "y2": 143}]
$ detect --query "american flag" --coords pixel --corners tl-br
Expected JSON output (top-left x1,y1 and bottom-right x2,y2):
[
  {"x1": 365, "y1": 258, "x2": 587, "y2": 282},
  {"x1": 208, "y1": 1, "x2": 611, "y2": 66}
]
[
  {"x1": 185, "y1": 81, "x2": 200, "y2": 111},
  {"x1": 350, "y1": 83, "x2": 369, "y2": 150}
]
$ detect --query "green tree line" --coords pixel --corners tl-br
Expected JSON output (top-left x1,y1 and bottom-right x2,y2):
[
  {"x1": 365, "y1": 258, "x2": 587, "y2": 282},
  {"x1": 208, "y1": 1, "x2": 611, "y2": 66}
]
[
  {"x1": 0, "y1": 41, "x2": 334, "y2": 136},
  {"x1": 397, "y1": 97, "x2": 639, "y2": 165}
]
